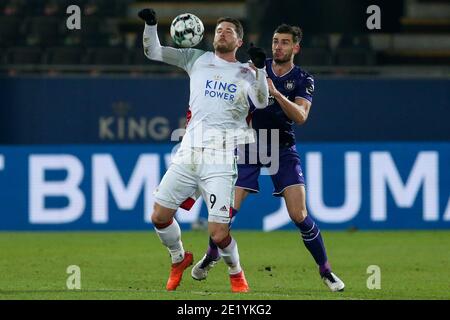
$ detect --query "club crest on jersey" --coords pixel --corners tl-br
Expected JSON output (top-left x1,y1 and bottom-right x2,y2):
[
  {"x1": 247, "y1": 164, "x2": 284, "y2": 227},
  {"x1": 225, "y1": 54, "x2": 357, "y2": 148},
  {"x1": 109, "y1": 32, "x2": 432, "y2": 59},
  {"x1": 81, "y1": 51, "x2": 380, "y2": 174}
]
[{"x1": 284, "y1": 80, "x2": 295, "y2": 91}]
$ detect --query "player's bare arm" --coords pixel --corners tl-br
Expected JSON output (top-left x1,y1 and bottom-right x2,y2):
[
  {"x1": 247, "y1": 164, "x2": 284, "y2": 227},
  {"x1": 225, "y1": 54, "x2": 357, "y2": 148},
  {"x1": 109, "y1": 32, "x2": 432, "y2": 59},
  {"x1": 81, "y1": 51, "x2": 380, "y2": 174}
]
[{"x1": 268, "y1": 78, "x2": 311, "y2": 124}]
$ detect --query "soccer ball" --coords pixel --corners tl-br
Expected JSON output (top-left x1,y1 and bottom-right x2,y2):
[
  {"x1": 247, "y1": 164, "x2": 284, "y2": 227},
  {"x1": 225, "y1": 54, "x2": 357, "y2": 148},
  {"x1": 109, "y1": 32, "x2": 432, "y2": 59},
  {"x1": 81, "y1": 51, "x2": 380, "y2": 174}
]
[{"x1": 170, "y1": 13, "x2": 204, "y2": 48}]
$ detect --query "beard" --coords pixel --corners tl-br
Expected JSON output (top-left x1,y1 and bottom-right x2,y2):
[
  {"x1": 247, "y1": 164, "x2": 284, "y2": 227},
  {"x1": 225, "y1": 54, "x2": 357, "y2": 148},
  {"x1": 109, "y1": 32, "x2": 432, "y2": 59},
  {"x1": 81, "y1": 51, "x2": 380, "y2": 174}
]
[
  {"x1": 273, "y1": 50, "x2": 293, "y2": 64},
  {"x1": 213, "y1": 39, "x2": 235, "y2": 53}
]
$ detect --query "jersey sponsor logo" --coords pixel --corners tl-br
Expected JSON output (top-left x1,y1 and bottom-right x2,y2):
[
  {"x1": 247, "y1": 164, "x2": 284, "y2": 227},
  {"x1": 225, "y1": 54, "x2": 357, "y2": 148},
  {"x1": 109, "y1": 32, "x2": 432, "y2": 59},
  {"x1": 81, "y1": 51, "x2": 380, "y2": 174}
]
[
  {"x1": 305, "y1": 77, "x2": 314, "y2": 95},
  {"x1": 204, "y1": 79, "x2": 237, "y2": 101},
  {"x1": 284, "y1": 80, "x2": 295, "y2": 91}
]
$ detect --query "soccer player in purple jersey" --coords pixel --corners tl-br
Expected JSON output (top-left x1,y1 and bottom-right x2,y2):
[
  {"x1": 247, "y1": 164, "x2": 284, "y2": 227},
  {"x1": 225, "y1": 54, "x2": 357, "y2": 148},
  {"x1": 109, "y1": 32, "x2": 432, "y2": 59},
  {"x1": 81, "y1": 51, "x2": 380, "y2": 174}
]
[{"x1": 191, "y1": 24, "x2": 345, "y2": 292}]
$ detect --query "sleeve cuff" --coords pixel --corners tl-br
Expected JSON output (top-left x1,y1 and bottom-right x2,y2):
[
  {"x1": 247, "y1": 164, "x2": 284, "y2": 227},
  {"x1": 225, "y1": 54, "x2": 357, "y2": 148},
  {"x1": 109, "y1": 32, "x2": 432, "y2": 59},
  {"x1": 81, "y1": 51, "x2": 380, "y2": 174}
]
[{"x1": 144, "y1": 24, "x2": 157, "y2": 34}]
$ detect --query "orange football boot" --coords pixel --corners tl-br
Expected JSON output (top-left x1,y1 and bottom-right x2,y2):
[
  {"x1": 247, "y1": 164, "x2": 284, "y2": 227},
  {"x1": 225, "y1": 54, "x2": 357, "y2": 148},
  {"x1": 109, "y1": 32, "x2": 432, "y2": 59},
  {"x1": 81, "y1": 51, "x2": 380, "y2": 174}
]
[
  {"x1": 229, "y1": 270, "x2": 249, "y2": 293},
  {"x1": 166, "y1": 252, "x2": 193, "y2": 291}
]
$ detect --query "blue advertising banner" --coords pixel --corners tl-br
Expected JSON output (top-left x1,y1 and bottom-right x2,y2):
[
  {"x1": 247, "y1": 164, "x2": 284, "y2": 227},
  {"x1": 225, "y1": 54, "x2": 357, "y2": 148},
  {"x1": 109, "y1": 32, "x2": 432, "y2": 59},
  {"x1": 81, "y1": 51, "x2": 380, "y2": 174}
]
[
  {"x1": 0, "y1": 142, "x2": 449, "y2": 231},
  {"x1": 1, "y1": 77, "x2": 449, "y2": 144}
]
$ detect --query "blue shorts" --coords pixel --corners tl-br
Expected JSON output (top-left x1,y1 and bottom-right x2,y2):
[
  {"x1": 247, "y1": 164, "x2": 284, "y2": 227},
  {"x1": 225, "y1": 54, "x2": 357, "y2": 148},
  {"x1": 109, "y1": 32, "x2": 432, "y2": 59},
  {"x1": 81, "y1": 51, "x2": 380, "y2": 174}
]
[{"x1": 235, "y1": 144, "x2": 305, "y2": 197}]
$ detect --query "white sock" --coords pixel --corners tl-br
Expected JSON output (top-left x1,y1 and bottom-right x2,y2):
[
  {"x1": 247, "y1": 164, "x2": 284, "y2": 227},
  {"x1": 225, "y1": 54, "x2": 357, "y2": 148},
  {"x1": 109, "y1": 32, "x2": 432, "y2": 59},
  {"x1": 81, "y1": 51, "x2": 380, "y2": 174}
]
[
  {"x1": 154, "y1": 219, "x2": 185, "y2": 264},
  {"x1": 218, "y1": 237, "x2": 242, "y2": 275}
]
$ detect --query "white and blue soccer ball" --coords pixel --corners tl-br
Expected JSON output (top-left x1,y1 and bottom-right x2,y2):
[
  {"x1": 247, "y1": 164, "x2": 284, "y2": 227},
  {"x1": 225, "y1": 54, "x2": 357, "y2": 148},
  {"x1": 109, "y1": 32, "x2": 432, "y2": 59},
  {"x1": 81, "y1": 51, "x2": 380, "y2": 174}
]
[{"x1": 170, "y1": 13, "x2": 204, "y2": 48}]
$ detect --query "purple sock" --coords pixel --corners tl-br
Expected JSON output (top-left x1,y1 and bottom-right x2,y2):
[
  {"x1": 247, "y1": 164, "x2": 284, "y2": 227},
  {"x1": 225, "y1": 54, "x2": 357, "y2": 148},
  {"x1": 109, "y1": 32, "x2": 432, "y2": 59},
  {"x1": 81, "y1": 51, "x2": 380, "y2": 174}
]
[
  {"x1": 207, "y1": 208, "x2": 238, "y2": 259},
  {"x1": 207, "y1": 236, "x2": 219, "y2": 259},
  {"x1": 294, "y1": 215, "x2": 331, "y2": 275}
]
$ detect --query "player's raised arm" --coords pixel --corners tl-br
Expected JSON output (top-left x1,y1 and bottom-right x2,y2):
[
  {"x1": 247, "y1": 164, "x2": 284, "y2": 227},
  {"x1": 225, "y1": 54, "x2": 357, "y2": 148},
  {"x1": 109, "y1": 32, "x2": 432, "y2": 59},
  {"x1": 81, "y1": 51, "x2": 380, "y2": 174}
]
[
  {"x1": 138, "y1": 8, "x2": 204, "y2": 73},
  {"x1": 246, "y1": 44, "x2": 269, "y2": 109}
]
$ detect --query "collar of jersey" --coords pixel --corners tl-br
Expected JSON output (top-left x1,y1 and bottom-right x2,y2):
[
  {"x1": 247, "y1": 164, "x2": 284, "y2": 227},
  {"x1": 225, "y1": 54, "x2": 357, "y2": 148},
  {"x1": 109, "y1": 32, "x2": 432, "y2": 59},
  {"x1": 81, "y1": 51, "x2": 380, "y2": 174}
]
[
  {"x1": 270, "y1": 62, "x2": 295, "y2": 78},
  {"x1": 213, "y1": 53, "x2": 239, "y2": 64}
]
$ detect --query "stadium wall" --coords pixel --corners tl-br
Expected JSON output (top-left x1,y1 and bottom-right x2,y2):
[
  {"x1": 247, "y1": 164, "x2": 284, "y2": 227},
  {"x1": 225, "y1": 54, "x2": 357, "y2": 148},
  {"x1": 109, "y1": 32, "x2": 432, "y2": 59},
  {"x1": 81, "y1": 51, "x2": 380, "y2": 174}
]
[
  {"x1": 0, "y1": 143, "x2": 448, "y2": 231},
  {"x1": 0, "y1": 76, "x2": 449, "y2": 144},
  {"x1": 0, "y1": 76, "x2": 448, "y2": 230}
]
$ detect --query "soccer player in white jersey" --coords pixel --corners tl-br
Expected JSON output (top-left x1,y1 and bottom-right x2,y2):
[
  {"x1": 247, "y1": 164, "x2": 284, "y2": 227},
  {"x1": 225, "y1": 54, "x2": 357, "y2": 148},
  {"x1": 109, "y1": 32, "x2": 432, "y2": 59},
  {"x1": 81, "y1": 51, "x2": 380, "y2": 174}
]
[{"x1": 138, "y1": 8, "x2": 269, "y2": 292}]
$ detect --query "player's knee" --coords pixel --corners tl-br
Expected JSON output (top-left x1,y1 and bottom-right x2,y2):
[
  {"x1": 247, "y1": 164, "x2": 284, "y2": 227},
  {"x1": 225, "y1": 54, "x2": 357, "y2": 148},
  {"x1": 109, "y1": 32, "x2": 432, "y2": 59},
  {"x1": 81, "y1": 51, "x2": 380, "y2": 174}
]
[
  {"x1": 290, "y1": 208, "x2": 308, "y2": 223},
  {"x1": 151, "y1": 212, "x2": 166, "y2": 226},
  {"x1": 151, "y1": 203, "x2": 170, "y2": 226},
  {"x1": 209, "y1": 229, "x2": 230, "y2": 247}
]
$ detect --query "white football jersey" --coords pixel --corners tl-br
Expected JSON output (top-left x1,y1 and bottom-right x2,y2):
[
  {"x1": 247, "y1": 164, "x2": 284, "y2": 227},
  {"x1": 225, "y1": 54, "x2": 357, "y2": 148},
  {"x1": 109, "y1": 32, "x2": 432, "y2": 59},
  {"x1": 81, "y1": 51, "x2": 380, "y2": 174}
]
[{"x1": 143, "y1": 25, "x2": 269, "y2": 150}]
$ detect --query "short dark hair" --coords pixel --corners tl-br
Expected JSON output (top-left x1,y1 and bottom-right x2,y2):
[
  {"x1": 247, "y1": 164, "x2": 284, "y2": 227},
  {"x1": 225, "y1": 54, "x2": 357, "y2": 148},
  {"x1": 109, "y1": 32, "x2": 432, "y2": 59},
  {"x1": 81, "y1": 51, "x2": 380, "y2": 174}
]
[
  {"x1": 274, "y1": 24, "x2": 303, "y2": 44},
  {"x1": 216, "y1": 17, "x2": 244, "y2": 39}
]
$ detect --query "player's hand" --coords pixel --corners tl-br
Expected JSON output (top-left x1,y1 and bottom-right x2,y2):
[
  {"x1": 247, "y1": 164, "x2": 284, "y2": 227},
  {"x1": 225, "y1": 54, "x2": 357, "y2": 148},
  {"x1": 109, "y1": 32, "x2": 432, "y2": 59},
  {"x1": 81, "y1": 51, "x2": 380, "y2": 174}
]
[
  {"x1": 138, "y1": 8, "x2": 157, "y2": 26},
  {"x1": 267, "y1": 78, "x2": 278, "y2": 97},
  {"x1": 247, "y1": 43, "x2": 266, "y2": 69}
]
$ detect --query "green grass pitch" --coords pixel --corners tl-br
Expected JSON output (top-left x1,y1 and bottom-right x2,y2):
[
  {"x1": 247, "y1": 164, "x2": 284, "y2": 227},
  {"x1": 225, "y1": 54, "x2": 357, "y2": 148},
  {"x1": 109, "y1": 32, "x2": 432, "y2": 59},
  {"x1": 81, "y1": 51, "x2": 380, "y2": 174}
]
[{"x1": 0, "y1": 230, "x2": 449, "y2": 300}]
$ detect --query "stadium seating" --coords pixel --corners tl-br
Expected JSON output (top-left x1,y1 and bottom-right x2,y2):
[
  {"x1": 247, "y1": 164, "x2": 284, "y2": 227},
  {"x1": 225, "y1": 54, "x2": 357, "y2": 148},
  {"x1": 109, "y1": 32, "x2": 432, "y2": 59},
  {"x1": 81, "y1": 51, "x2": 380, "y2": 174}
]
[
  {"x1": 27, "y1": 16, "x2": 62, "y2": 47},
  {"x1": 334, "y1": 48, "x2": 375, "y2": 66},
  {"x1": 45, "y1": 46, "x2": 84, "y2": 65},
  {"x1": 333, "y1": 34, "x2": 375, "y2": 66},
  {"x1": 0, "y1": 0, "x2": 448, "y2": 73},
  {"x1": 128, "y1": 49, "x2": 148, "y2": 65},
  {"x1": 6, "y1": 47, "x2": 42, "y2": 64},
  {"x1": 0, "y1": 16, "x2": 21, "y2": 47},
  {"x1": 296, "y1": 34, "x2": 333, "y2": 66},
  {"x1": 85, "y1": 47, "x2": 126, "y2": 65},
  {"x1": 296, "y1": 47, "x2": 332, "y2": 66}
]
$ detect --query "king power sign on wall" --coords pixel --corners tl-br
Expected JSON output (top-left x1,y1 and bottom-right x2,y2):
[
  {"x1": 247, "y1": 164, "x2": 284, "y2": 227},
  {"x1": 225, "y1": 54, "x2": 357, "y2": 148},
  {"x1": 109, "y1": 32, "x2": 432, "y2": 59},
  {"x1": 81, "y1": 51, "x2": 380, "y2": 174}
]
[{"x1": 0, "y1": 143, "x2": 448, "y2": 231}]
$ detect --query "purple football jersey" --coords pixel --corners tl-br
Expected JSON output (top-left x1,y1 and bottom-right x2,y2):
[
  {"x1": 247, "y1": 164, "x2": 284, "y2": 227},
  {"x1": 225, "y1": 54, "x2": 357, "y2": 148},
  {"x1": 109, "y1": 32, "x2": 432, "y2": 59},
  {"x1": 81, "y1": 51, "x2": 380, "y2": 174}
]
[{"x1": 250, "y1": 58, "x2": 314, "y2": 147}]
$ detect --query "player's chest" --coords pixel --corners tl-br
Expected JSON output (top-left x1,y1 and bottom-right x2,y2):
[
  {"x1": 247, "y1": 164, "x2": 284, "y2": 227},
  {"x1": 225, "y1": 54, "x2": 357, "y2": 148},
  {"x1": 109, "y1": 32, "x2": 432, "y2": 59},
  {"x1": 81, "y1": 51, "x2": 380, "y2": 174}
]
[
  {"x1": 273, "y1": 77, "x2": 297, "y2": 97},
  {"x1": 191, "y1": 65, "x2": 251, "y2": 95},
  {"x1": 267, "y1": 79, "x2": 296, "y2": 108}
]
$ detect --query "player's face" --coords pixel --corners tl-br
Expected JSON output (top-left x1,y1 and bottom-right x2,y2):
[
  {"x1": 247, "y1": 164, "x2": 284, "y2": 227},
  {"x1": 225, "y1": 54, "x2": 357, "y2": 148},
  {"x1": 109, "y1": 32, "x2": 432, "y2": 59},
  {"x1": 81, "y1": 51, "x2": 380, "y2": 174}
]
[
  {"x1": 213, "y1": 22, "x2": 243, "y2": 53},
  {"x1": 272, "y1": 33, "x2": 300, "y2": 64}
]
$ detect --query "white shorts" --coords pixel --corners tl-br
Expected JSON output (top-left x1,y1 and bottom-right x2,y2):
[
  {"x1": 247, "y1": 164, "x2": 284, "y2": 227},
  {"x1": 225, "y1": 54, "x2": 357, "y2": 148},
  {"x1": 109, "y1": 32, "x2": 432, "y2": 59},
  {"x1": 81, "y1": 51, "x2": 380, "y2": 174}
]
[{"x1": 154, "y1": 147, "x2": 237, "y2": 224}]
